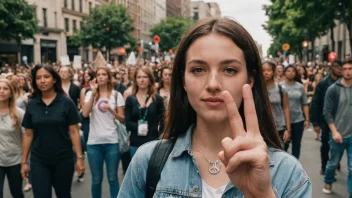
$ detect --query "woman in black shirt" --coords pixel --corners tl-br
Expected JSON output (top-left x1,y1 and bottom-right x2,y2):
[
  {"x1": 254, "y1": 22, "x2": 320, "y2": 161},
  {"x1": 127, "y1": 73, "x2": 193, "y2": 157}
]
[
  {"x1": 125, "y1": 66, "x2": 165, "y2": 158},
  {"x1": 21, "y1": 64, "x2": 84, "y2": 198}
]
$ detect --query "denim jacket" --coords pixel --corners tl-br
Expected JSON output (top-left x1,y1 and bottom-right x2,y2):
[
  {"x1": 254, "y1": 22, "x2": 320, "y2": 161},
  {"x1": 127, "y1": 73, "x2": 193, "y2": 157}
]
[{"x1": 118, "y1": 125, "x2": 312, "y2": 198}]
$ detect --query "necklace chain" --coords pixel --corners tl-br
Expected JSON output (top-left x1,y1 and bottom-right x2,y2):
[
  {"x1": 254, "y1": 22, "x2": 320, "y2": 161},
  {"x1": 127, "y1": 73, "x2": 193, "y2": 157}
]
[{"x1": 193, "y1": 139, "x2": 222, "y2": 175}]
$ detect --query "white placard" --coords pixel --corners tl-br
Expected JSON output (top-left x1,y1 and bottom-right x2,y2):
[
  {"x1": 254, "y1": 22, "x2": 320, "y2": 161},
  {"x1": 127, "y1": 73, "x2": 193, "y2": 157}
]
[
  {"x1": 60, "y1": 55, "x2": 70, "y2": 66},
  {"x1": 151, "y1": 56, "x2": 155, "y2": 63},
  {"x1": 289, "y1": 55, "x2": 295, "y2": 64},
  {"x1": 164, "y1": 55, "x2": 171, "y2": 61},
  {"x1": 126, "y1": 52, "x2": 137, "y2": 65},
  {"x1": 73, "y1": 55, "x2": 82, "y2": 68}
]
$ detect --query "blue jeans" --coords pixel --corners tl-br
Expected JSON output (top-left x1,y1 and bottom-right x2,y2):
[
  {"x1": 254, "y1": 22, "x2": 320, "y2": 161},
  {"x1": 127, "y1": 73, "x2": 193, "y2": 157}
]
[
  {"x1": 87, "y1": 144, "x2": 120, "y2": 198},
  {"x1": 324, "y1": 136, "x2": 352, "y2": 195},
  {"x1": 129, "y1": 146, "x2": 138, "y2": 159}
]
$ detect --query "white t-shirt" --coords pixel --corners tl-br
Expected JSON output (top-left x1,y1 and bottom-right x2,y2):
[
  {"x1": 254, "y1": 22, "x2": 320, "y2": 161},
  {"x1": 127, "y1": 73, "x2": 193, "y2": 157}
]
[
  {"x1": 85, "y1": 90, "x2": 125, "y2": 145},
  {"x1": 202, "y1": 180, "x2": 227, "y2": 198}
]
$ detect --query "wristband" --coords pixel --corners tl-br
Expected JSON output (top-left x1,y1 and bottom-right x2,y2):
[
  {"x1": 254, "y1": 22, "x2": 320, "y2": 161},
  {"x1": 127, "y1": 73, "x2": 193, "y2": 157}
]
[{"x1": 21, "y1": 162, "x2": 27, "y2": 165}]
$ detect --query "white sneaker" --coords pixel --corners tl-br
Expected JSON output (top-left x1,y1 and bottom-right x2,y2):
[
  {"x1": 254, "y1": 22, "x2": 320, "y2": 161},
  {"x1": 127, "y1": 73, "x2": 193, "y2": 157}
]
[
  {"x1": 77, "y1": 177, "x2": 84, "y2": 182},
  {"x1": 322, "y1": 183, "x2": 332, "y2": 194}
]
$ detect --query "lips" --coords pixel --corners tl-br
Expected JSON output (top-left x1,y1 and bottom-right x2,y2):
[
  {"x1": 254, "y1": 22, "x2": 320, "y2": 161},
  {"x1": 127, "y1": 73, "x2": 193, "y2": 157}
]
[{"x1": 202, "y1": 97, "x2": 224, "y2": 107}]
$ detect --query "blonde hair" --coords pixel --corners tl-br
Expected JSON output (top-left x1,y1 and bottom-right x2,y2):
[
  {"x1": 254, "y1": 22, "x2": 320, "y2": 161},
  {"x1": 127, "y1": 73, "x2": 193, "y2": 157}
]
[
  {"x1": 0, "y1": 79, "x2": 21, "y2": 128},
  {"x1": 59, "y1": 66, "x2": 74, "y2": 79},
  {"x1": 132, "y1": 66, "x2": 156, "y2": 100},
  {"x1": 95, "y1": 66, "x2": 114, "y2": 102}
]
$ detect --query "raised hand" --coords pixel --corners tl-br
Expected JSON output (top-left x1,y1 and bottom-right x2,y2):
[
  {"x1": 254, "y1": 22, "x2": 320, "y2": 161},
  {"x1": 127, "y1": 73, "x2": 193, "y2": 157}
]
[
  {"x1": 219, "y1": 84, "x2": 275, "y2": 198},
  {"x1": 89, "y1": 78, "x2": 98, "y2": 94}
]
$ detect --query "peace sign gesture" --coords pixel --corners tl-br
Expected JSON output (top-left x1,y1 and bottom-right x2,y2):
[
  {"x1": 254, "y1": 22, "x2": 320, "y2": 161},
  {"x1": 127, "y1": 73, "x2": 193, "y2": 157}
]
[{"x1": 219, "y1": 84, "x2": 275, "y2": 197}]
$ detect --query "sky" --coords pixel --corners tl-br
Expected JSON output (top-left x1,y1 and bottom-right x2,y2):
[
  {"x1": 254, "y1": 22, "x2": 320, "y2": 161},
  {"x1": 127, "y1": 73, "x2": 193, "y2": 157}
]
[{"x1": 203, "y1": 0, "x2": 272, "y2": 57}]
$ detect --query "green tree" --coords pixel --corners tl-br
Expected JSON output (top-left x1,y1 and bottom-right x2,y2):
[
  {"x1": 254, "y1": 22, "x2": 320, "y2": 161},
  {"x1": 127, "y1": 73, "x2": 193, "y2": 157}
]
[
  {"x1": 0, "y1": 0, "x2": 39, "y2": 63},
  {"x1": 263, "y1": 0, "x2": 334, "y2": 61},
  {"x1": 71, "y1": 3, "x2": 135, "y2": 56},
  {"x1": 150, "y1": 16, "x2": 194, "y2": 52}
]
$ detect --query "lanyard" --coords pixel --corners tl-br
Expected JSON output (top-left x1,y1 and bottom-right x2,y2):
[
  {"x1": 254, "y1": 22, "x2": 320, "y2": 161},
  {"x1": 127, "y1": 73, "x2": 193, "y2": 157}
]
[{"x1": 137, "y1": 96, "x2": 150, "y2": 120}]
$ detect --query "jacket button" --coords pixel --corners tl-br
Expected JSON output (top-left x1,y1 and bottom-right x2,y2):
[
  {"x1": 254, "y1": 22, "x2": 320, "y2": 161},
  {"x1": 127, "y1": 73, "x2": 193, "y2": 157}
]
[{"x1": 193, "y1": 185, "x2": 199, "y2": 192}]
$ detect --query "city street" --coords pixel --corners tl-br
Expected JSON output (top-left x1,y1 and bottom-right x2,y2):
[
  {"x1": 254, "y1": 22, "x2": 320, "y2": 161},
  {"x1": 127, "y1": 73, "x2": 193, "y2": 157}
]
[{"x1": 3, "y1": 127, "x2": 349, "y2": 197}]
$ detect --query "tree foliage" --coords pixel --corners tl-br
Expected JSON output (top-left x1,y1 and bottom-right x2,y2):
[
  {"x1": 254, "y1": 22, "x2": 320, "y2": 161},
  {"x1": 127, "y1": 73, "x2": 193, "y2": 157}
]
[
  {"x1": 71, "y1": 3, "x2": 136, "y2": 53},
  {"x1": 0, "y1": 0, "x2": 38, "y2": 44},
  {"x1": 150, "y1": 16, "x2": 194, "y2": 51},
  {"x1": 263, "y1": 0, "x2": 344, "y2": 59}
]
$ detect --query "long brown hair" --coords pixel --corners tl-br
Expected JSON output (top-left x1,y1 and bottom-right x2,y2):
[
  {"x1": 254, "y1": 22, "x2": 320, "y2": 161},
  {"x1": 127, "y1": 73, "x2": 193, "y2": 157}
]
[
  {"x1": 95, "y1": 66, "x2": 114, "y2": 102},
  {"x1": 158, "y1": 66, "x2": 171, "y2": 92},
  {"x1": 132, "y1": 66, "x2": 157, "y2": 100},
  {"x1": 163, "y1": 17, "x2": 282, "y2": 149},
  {"x1": 0, "y1": 79, "x2": 21, "y2": 129}
]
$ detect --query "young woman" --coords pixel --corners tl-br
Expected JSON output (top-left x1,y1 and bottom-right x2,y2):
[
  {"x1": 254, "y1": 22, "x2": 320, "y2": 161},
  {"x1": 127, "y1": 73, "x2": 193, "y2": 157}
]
[
  {"x1": 21, "y1": 64, "x2": 84, "y2": 198},
  {"x1": 8, "y1": 75, "x2": 28, "y2": 111},
  {"x1": 17, "y1": 74, "x2": 31, "y2": 93},
  {"x1": 81, "y1": 66, "x2": 125, "y2": 198},
  {"x1": 0, "y1": 79, "x2": 25, "y2": 198},
  {"x1": 59, "y1": 66, "x2": 80, "y2": 107},
  {"x1": 262, "y1": 62, "x2": 291, "y2": 148},
  {"x1": 125, "y1": 66, "x2": 165, "y2": 158},
  {"x1": 157, "y1": 66, "x2": 172, "y2": 106},
  {"x1": 280, "y1": 65, "x2": 310, "y2": 159},
  {"x1": 118, "y1": 18, "x2": 311, "y2": 197},
  {"x1": 275, "y1": 64, "x2": 285, "y2": 83}
]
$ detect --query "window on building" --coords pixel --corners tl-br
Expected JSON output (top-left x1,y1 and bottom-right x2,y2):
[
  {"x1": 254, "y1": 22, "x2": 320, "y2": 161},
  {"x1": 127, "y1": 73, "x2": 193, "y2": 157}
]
[
  {"x1": 72, "y1": 0, "x2": 75, "y2": 11},
  {"x1": 193, "y1": 12, "x2": 199, "y2": 20},
  {"x1": 79, "y1": 0, "x2": 82, "y2": 12},
  {"x1": 65, "y1": 18, "x2": 69, "y2": 32},
  {"x1": 89, "y1": 2, "x2": 92, "y2": 14},
  {"x1": 73, "y1": 20, "x2": 77, "y2": 32},
  {"x1": 64, "y1": 0, "x2": 68, "y2": 8},
  {"x1": 43, "y1": 8, "x2": 47, "y2": 27}
]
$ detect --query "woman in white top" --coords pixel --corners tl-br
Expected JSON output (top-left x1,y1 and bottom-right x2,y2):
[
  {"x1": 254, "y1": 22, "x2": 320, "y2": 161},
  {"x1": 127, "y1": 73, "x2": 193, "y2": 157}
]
[
  {"x1": 82, "y1": 66, "x2": 125, "y2": 198},
  {"x1": 7, "y1": 75, "x2": 28, "y2": 111},
  {"x1": 0, "y1": 79, "x2": 25, "y2": 198}
]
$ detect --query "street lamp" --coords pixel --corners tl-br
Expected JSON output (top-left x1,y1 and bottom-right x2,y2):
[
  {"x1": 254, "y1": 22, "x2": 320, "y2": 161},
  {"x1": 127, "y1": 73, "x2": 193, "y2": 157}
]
[
  {"x1": 17, "y1": 32, "x2": 22, "y2": 66},
  {"x1": 302, "y1": 40, "x2": 308, "y2": 63}
]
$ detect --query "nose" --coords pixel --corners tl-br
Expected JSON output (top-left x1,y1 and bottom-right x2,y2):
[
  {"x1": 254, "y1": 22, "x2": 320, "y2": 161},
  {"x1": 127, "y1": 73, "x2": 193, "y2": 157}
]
[{"x1": 205, "y1": 71, "x2": 221, "y2": 93}]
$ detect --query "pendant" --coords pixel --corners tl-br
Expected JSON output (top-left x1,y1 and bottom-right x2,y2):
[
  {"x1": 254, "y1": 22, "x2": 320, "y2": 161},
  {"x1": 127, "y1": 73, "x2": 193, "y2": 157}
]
[{"x1": 208, "y1": 160, "x2": 221, "y2": 175}]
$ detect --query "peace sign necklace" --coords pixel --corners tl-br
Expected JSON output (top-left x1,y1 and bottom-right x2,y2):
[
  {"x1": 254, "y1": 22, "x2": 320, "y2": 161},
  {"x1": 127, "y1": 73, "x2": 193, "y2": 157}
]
[{"x1": 194, "y1": 140, "x2": 222, "y2": 175}]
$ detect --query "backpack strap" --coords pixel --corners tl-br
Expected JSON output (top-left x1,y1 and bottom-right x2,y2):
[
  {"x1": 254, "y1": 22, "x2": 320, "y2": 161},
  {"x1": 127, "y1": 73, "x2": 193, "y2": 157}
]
[
  {"x1": 145, "y1": 139, "x2": 176, "y2": 198},
  {"x1": 278, "y1": 84, "x2": 284, "y2": 108}
]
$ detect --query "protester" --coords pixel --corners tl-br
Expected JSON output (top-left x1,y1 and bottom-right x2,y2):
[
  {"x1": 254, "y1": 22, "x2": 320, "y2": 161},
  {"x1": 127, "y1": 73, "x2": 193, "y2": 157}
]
[
  {"x1": 118, "y1": 17, "x2": 311, "y2": 197},
  {"x1": 21, "y1": 64, "x2": 84, "y2": 198},
  {"x1": 280, "y1": 65, "x2": 309, "y2": 159},
  {"x1": 81, "y1": 66, "x2": 125, "y2": 198},
  {"x1": 310, "y1": 60, "x2": 342, "y2": 175},
  {"x1": 274, "y1": 64, "x2": 285, "y2": 83},
  {"x1": 262, "y1": 62, "x2": 291, "y2": 148},
  {"x1": 0, "y1": 79, "x2": 25, "y2": 198},
  {"x1": 323, "y1": 59, "x2": 352, "y2": 195},
  {"x1": 59, "y1": 66, "x2": 80, "y2": 107},
  {"x1": 157, "y1": 66, "x2": 172, "y2": 107},
  {"x1": 124, "y1": 66, "x2": 165, "y2": 158}
]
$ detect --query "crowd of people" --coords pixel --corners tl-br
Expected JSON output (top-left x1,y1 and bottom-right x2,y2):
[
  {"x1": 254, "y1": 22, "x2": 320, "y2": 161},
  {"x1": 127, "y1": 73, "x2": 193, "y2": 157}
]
[{"x1": 0, "y1": 17, "x2": 351, "y2": 198}]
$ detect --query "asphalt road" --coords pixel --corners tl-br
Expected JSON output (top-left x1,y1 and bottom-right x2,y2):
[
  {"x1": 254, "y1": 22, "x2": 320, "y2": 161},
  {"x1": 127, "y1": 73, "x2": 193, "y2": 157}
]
[{"x1": 4, "y1": 126, "x2": 349, "y2": 198}]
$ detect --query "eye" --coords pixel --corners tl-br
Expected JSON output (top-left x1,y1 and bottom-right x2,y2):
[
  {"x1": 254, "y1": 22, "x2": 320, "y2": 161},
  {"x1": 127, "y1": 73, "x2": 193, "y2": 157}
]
[
  {"x1": 191, "y1": 67, "x2": 205, "y2": 74},
  {"x1": 224, "y1": 68, "x2": 237, "y2": 75}
]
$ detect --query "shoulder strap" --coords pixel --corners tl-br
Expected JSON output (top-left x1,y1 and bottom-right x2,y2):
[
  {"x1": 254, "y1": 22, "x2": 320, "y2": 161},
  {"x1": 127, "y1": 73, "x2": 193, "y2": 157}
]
[
  {"x1": 278, "y1": 84, "x2": 284, "y2": 108},
  {"x1": 145, "y1": 139, "x2": 176, "y2": 198}
]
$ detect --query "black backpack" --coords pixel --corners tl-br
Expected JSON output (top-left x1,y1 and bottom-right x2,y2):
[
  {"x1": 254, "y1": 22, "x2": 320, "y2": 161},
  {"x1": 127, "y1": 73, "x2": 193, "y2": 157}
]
[{"x1": 145, "y1": 139, "x2": 176, "y2": 198}]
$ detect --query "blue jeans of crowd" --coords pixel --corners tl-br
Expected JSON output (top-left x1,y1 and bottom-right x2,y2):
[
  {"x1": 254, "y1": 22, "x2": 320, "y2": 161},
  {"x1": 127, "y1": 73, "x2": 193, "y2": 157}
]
[
  {"x1": 324, "y1": 136, "x2": 352, "y2": 196},
  {"x1": 129, "y1": 146, "x2": 138, "y2": 159},
  {"x1": 87, "y1": 143, "x2": 120, "y2": 198}
]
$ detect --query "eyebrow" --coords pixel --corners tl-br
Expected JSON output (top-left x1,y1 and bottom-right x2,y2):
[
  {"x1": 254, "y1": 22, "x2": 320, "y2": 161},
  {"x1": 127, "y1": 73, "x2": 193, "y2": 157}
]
[{"x1": 187, "y1": 59, "x2": 243, "y2": 66}]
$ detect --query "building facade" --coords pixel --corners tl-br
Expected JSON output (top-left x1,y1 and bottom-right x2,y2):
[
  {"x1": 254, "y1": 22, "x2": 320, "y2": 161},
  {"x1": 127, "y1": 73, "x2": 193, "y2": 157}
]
[
  {"x1": 140, "y1": 0, "x2": 156, "y2": 42},
  {"x1": 0, "y1": 0, "x2": 146, "y2": 66},
  {"x1": 155, "y1": 0, "x2": 167, "y2": 24},
  {"x1": 314, "y1": 20, "x2": 351, "y2": 61},
  {"x1": 191, "y1": 1, "x2": 220, "y2": 21},
  {"x1": 166, "y1": 0, "x2": 191, "y2": 17}
]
